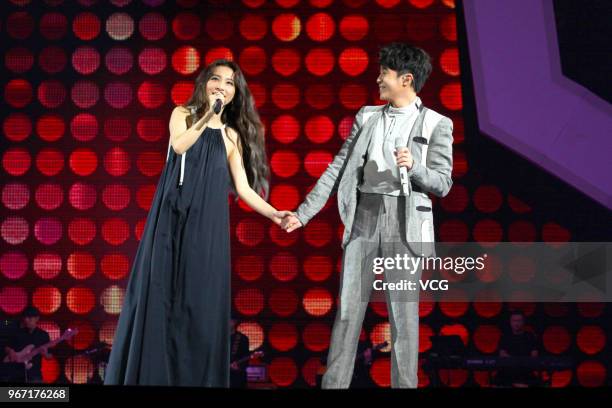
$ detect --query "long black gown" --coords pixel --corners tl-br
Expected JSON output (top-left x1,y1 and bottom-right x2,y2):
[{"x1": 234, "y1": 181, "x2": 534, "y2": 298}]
[{"x1": 104, "y1": 124, "x2": 231, "y2": 387}]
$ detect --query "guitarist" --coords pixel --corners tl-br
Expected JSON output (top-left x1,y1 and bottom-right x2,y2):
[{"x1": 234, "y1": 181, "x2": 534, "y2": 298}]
[
  {"x1": 4, "y1": 307, "x2": 50, "y2": 383},
  {"x1": 229, "y1": 317, "x2": 250, "y2": 388}
]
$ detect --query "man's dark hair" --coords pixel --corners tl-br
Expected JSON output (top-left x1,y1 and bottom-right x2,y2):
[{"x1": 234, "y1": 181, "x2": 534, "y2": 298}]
[
  {"x1": 379, "y1": 43, "x2": 432, "y2": 93},
  {"x1": 509, "y1": 309, "x2": 525, "y2": 319}
]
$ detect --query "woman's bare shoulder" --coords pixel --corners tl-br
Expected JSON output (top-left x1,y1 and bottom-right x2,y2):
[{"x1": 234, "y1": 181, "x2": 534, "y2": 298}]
[{"x1": 174, "y1": 105, "x2": 191, "y2": 113}]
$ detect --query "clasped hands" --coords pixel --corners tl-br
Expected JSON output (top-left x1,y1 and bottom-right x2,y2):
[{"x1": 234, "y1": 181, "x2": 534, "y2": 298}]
[{"x1": 272, "y1": 210, "x2": 302, "y2": 233}]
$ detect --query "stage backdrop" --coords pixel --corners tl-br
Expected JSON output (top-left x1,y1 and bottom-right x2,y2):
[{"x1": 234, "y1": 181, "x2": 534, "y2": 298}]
[{"x1": 1, "y1": 0, "x2": 608, "y2": 387}]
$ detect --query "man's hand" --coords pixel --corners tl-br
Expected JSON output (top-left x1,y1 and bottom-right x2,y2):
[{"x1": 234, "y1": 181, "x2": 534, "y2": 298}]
[
  {"x1": 394, "y1": 147, "x2": 414, "y2": 170},
  {"x1": 272, "y1": 210, "x2": 295, "y2": 226},
  {"x1": 281, "y1": 214, "x2": 303, "y2": 233},
  {"x1": 272, "y1": 211, "x2": 303, "y2": 232}
]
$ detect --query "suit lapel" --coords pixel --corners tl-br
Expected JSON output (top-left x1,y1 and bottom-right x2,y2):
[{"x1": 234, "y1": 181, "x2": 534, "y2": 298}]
[{"x1": 405, "y1": 103, "x2": 427, "y2": 150}]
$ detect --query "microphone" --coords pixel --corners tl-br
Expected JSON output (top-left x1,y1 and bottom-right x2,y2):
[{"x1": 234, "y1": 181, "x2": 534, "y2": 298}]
[
  {"x1": 395, "y1": 141, "x2": 410, "y2": 195},
  {"x1": 213, "y1": 99, "x2": 223, "y2": 114}
]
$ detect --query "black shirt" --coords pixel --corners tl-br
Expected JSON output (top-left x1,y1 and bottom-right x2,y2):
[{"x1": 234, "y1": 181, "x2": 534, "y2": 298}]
[
  {"x1": 499, "y1": 331, "x2": 538, "y2": 356},
  {"x1": 8, "y1": 327, "x2": 50, "y2": 377}
]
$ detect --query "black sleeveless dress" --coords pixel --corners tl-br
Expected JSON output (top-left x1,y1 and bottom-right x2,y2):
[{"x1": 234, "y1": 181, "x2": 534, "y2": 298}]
[{"x1": 104, "y1": 124, "x2": 231, "y2": 387}]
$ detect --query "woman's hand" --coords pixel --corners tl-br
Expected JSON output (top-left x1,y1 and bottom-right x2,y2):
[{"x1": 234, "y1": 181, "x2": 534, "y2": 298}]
[
  {"x1": 206, "y1": 90, "x2": 226, "y2": 116},
  {"x1": 271, "y1": 210, "x2": 295, "y2": 227}
]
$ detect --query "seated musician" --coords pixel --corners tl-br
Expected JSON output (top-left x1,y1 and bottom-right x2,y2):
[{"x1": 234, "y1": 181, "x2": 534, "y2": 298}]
[
  {"x1": 494, "y1": 310, "x2": 540, "y2": 387},
  {"x1": 229, "y1": 317, "x2": 250, "y2": 388}
]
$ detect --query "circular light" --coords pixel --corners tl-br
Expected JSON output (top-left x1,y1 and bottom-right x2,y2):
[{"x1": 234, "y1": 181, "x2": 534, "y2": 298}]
[
  {"x1": 106, "y1": 13, "x2": 134, "y2": 41},
  {"x1": 269, "y1": 322, "x2": 298, "y2": 351},
  {"x1": 339, "y1": 14, "x2": 368, "y2": 41},
  {"x1": 271, "y1": 48, "x2": 300, "y2": 76},
  {"x1": 268, "y1": 287, "x2": 298, "y2": 317},
  {"x1": 70, "y1": 113, "x2": 98, "y2": 142},
  {"x1": 305, "y1": 48, "x2": 334, "y2": 76},
  {"x1": 66, "y1": 252, "x2": 95, "y2": 280},
  {"x1": 306, "y1": 84, "x2": 334, "y2": 109},
  {"x1": 171, "y1": 46, "x2": 200, "y2": 75},
  {"x1": 235, "y1": 255, "x2": 264, "y2": 281},
  {"x1": 205, "y1": 12, "x2": 233, "y2": 40},
  {"x1": 38, "y1": 46, "x2": 67, "y2": 74},
  {"x1": 32, "y1": 285, "x2": 62, "y2": 314},
  {"x1": 272, "y1": 14, "x2": 301, "y2": 42},
  {"x1": 2, "y1": 183, "x2": 30, "y2": 210},
  {"x1": 305, "y1": 12, "x2": 335, "y2": 41},
  {"x1": 101, "y1": 253, "x2": 130, "y2": 280},
  {"x1": 236, "y1": 219, "x2": 265, "y2": 246},
  {"x1": 68, "y1": 183, "x2": 97, "y2": 211},
  {"x1": 339, "y1": 84, "x2": 367, "y2": 109},
  {"x1": 302, "y1": 287, "x2": 333, "y2": 316},
  {"x1": 67, "y1": 218, "x2": 96, "y2": 246},
  {"x1": 103, "y1": 147, "x2": 131, "y2": 177},
  {"x1": 105, "y1": 46, "x2": 133, "y2": 75},
  {"x1": 172, "y1": 12, "x2": 201, "y2": 40},
  {"x1": 0, "y1": 251, "x2": 28, "y2": 280},
  {"x1": 104, "y1": 82, "x2": 132, "y2": 109},
  {"x1": 34, "y1": 217, "x2": 62, "y2": 245},
  {"x1": 5, "y1": 47, "x2": 34, "y2": 73},
  {"x1": 138, "y1": 47, "x2": 167, "y2": 75},
  {"x1": 101, "y1": 218, "x2": 130, "y2": 246},
  {"x1": 72, "y1": 46, "x2": 100, "y2": 75},
  {"x1": 72, "y1": 12, "x2": 101, "y2": 41},
  {"x1": 138, "y1": 12, "x2": 166, "y2": 41},
  {"x1": 0, "y1": 286, "x2": 28, "y2": 315},
  {"x1": 239, "y1": 14, "x2": 267, "y2": 40},
  {"x1": 271, "y1": 115, "x2": 300, "y2": 144},
  {"x1": 271, "y1": 83, "x2": 300, "y2": 109},
  {"x1": 71, "y1": 81, "x2": 99, "y2": 109},
  {"x1": 101, "y1": 285, "x2": 124, "y2": 315},
  {"x1": 305, "y1": 115, "x2": 334, "y2": 144},
  {"x1": 269, "y1": 357, "x2": 298, "y2": 387},
  {"x1": 40, "y1": 12, "x2": 68, "y2": 40},
  {"x1": 270, "y1": 150, "x2": 300, "y2": 178},
  {"x1": 339, "y1": 47, "x2": 368, "y2": 76},
  {"x1": 302, "y1": 322, "x2": 330, "y2": 351},
  {"x1": 5, "y1": 79, "x2": 32, "y2": 108},
  {"x1": 240, "y1": 46, "x2": 267, "y2": 76},
  {"x1": 0, "y1": 217, "x2": 30, "y2": 245},
  {"x1": 269, "y1": 252, "x2": 298, "y2": 282},
  {"x1": 6, "y1": 11, "x2": 34, "y2": 40}
]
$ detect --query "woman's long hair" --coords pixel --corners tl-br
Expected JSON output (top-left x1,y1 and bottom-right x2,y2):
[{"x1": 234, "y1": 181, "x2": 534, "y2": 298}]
[{"x1": 182, "y1": 59, "x2": 270, "y2": 200}]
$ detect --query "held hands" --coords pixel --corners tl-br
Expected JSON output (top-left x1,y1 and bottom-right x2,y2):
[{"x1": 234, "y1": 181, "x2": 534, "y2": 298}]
[
  {"x1": 394, "y1": 146, "x2": 414, "y2": 170},
  {"x1": 272, "y1": 210, "x2": 303, "y2": 233}
]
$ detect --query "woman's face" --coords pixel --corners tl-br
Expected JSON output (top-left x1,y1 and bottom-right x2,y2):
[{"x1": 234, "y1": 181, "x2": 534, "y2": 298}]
[{"x1": 205, "y1": 65, "x2": 236, "y2": 107}]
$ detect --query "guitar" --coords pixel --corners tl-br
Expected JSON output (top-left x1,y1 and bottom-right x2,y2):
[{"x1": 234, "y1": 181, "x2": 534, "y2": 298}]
[
  {"x1": 231, "y1": 350, "x2": 264, "y2": 368},
  {"x1": 4, "y1": 328, "x2": 78, "y2": 370},
  {"x1": 356, "y1": 341, "x2": 389, "y2": 364}
]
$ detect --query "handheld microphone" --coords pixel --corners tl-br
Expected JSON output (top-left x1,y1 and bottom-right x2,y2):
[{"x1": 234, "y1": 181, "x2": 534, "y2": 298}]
[
  {"x1": 213, "y1": 99, "x2": 223, "y2": 114},
  {"x1": 395, "y1": 141, "x2": 410, "y2": 196}
]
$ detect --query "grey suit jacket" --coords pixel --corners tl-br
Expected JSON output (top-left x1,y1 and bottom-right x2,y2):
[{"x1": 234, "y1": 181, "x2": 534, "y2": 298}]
[{"x1": 295, "y1": 103, "x2": 454, "y2": 256}]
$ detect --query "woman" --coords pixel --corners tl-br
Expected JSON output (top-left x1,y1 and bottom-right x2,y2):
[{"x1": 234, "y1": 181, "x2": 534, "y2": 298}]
[{"x1": 104, "y1": 59, "x2": 291, "y2": 387}]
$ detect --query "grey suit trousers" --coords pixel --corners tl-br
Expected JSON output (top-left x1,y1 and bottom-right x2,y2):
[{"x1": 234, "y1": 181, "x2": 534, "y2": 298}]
[{"x1": 322, "y1": 192, "x2": 421, "y2": 389}]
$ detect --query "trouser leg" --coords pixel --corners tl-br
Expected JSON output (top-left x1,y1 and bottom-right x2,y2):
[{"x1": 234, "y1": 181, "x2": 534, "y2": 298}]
[
  {"x1": 380, "y1": 195, "x2": 421, "y2": 389},
  {"x1": 322, "y1": 194, "x2": 380, "y2": 389}
]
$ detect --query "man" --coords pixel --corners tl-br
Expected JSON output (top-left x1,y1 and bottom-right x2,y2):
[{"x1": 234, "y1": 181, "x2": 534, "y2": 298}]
[
  {"x1": 229, "y1": 317, "x2": 250, "y2": 388},
  {"x1": 495, "y1": 310, "x2": 540, "y2": 387},
  {"x1": 281, "y1": 43, "x2": 453, "y2": 388},
  {"x1": 350, "y1": 334, "x2": 375, "y2": 388},
  {"x1": 4, "y1": 306, "x2": 51, "y2": 383}
]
